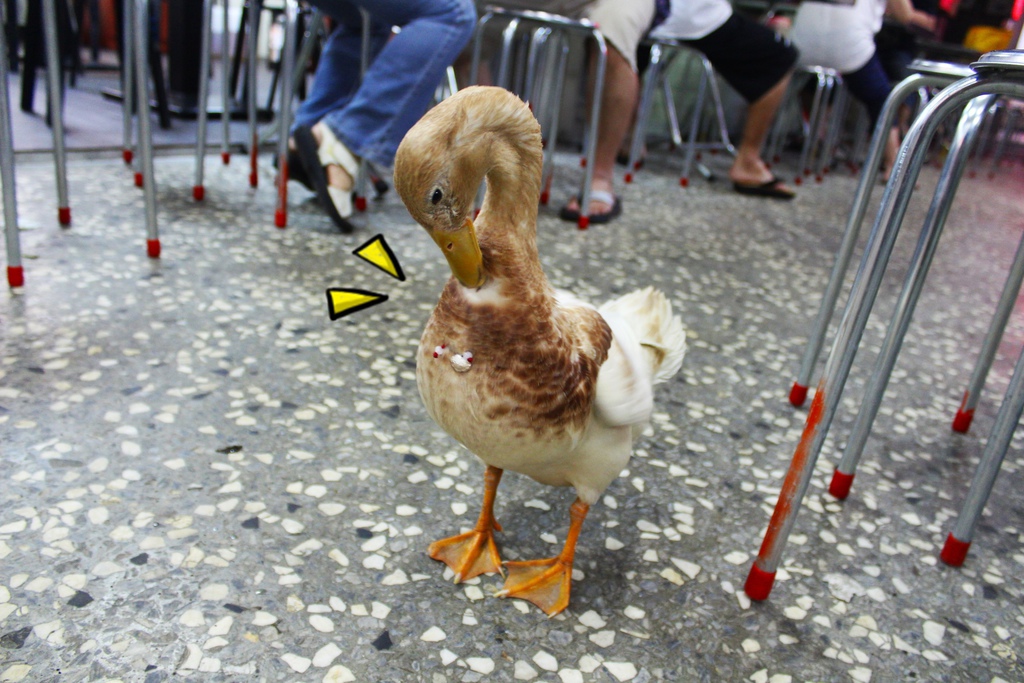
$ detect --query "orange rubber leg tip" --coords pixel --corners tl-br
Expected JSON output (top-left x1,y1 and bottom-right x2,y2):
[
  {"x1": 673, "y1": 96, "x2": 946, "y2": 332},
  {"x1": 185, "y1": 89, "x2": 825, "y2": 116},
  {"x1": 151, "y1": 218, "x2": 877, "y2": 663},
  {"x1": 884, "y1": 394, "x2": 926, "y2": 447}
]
[
  {"x1": 578, "y1": 215, "x2": 590, "y2": 230},
  {"x1": 58, "y1": 207, "x2": 71, "y2": 225},
  {"x1": 679, "y1": 177, "x2": 689, "y2": 187},
  {"x1": 354, "y1": 196, "x2": 367, "y2": 212},
  {"x1": 624, "y1": 173, "x2": 633, "y2": 184},
  {"x1": 7, "y1": 266, "x2": 25, "y2": 288},
  {"x1": 940, "y1": 533, "x2": 970, "y2": 566},
  {"x1": 829, "y1": 469, "x2": 854, "y2": 500},
  {"x1": 146, "y1": 239, "x2": 161, "y2": 259},
  {"x1": 274, "y1": 208, "x2": 287, "y2": 228},
  {"x1": 744, "y1": 564, "x2": 776, "y2": 600},
  {"x1": 193, "y1": 185, "x2": 205, "y2": 201},
  {"x1": 134, "y1": 172, "x2": 144, "y2": 187},
  {"x1": 221, "y1": 152, "x2": 231, "y2": 165},
  {"x1": 539, "y1": 191, "x2": 549, "y2": 205},
  {"x1": 952, "y1": 408, "x2": 974, "y2": 434},
  {"x1": 789, "y1": 382, "x2": 808, "y2": 407},
  {"x1": 249, "y1": 173, "x2": 258, "y2": 188},
  {"x1": 123, "y1": 149, "x2": 133, "y2": 164}
]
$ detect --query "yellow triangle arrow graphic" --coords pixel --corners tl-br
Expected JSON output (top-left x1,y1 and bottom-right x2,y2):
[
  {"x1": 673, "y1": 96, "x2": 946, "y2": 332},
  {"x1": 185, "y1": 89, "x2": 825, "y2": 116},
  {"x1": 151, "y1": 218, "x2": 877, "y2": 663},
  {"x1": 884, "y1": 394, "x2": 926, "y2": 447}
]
[
  {"x1": 352, "y1": 234, "x2": 405, "y2": 281},
  {"x1": 326, "y1": 288, "x2": 389, "y2": 321}
]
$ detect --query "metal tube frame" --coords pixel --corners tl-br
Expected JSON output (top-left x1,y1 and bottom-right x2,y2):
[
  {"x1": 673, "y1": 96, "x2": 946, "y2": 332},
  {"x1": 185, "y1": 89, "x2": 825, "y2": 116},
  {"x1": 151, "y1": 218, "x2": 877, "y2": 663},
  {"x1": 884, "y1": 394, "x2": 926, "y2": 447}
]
[
  {"x1": 194, "y1": 0, "x2": 214, "y2": 200},
  {"x1": 247, "y1": 0, "x2": 260, "y2": 188},
  {"x1": 42, "y1": 0, "x2": 71, "y2": 225},
  {"x1": 1, "y1": 8, "x2": 23, "y2": 287},
  {"x1": 745, "y1": 69, "x2": 1024, "y2": 601},
  {"x1": 273, "y1": 0, "x2": 297, "y2": 228},
  {"x1": 133, "y1": 0, "x2": 159, "y2": 258}
]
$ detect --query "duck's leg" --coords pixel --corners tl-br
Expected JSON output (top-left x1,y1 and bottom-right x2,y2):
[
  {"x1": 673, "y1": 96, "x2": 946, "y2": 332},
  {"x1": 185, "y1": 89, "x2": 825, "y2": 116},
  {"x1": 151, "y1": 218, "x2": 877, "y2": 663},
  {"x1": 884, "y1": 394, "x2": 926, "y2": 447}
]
[
  {"x1": 498, "y1": 498, "x2": 590, "y2": 616},
  {"x1": 428, "y1": 465, "x2": 504, "y2": 582}
]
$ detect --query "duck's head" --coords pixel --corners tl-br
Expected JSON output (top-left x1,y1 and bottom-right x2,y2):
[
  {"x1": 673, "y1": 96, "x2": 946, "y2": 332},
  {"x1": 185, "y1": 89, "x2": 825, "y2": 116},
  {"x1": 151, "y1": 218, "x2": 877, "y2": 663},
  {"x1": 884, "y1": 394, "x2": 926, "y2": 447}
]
[{"x1": 395, "y1": 86, "x2": 542, "y2": 290}]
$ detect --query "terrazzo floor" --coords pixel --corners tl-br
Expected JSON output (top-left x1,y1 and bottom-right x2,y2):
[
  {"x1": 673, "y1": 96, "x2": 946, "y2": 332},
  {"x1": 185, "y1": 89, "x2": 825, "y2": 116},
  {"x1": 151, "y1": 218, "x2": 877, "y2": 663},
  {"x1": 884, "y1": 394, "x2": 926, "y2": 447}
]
[{"x1": 1, "y1": 142, "x2": 1023, "y2": 683}]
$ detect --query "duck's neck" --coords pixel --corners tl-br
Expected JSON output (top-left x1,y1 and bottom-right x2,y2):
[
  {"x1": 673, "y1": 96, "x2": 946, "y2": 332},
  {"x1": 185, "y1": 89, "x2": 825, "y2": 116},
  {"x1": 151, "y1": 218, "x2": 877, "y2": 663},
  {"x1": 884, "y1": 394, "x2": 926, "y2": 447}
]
[{"x1": 474, "y1": 137, "x2": 546, "y2": 292}]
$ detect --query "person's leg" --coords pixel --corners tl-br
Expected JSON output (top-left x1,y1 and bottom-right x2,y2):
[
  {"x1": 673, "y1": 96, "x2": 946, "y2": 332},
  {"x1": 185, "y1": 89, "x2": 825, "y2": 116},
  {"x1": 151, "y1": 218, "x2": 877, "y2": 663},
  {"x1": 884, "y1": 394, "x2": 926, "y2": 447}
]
[
  {"x1": 561, "y1": 0, "x2": 654, "y2": 220},
  {"x1": 730, "y1": 72, "x2": 790, "y2": 187},
  {"x1": 842, "y1": 54, "x2": 895, "y2": 174},
  {"x1": 317, "y1": 0, "x2": 477, "y2": 169},
  {"x1": 680, "y1": 14, "x2": 798, "y2": 196}
]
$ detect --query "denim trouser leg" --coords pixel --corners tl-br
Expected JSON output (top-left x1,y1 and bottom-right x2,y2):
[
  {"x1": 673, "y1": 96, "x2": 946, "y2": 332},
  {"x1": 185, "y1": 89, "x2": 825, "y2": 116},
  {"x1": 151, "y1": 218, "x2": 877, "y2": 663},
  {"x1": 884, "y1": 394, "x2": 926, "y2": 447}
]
[{"x1": 295, "y1": 0, "x2": 476, "y2": 169}]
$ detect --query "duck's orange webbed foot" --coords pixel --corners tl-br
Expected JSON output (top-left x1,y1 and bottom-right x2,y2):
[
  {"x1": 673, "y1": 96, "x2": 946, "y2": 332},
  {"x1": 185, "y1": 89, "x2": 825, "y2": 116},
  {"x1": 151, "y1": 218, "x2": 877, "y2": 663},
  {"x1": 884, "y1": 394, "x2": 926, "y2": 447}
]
[
  {"x1": 497, "y1": 556, "x2": 573, "y2": 616},
  {"x1": 496, "y1": 498, "x2": 590, "y2": 616},
  {"x1": 428, "y1": 522, "x2": 504, "y2": 582},
  {"x1": 428, "y1": 465, "x2": 505, "y2": 583}
]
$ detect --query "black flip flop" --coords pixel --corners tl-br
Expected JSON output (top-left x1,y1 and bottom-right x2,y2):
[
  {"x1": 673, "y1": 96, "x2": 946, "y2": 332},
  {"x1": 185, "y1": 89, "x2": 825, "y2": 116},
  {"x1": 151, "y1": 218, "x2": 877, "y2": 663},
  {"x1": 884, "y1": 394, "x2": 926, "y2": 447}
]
[
  {"x1": 732, "y1": 176, "x2": 796, "y2": 200},
  {"x1": 293, "y1": 125, "x2": 355, "y2": 233},
  {"x1": 558, "y1": 193, "x2": 623, "y2": 224}
]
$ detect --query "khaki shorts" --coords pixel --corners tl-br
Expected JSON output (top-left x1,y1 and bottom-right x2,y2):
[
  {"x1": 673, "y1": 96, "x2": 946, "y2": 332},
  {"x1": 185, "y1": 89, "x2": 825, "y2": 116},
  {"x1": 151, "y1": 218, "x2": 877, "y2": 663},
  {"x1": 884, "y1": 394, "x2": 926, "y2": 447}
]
[{"x1": 479, "y1": 0, "x2": 655, "y2": 71}]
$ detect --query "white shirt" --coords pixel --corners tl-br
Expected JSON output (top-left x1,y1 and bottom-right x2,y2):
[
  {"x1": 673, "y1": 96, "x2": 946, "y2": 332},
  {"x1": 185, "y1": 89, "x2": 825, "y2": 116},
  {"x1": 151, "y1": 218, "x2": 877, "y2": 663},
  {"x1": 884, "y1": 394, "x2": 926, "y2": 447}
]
[
  {"x1": 650, "y1": 0, "x2": 733, "y2": 41},
  {"x1": 791, "y1": 0, "x2": 887, "y2": 73}
]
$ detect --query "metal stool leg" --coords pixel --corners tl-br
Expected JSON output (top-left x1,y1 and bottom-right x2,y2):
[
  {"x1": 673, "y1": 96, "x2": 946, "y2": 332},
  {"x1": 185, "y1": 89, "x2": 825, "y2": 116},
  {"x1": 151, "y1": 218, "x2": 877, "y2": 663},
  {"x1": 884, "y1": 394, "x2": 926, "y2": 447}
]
[
  {"x1": 221, "y1": 0, "x2": 232, "y2": 164},
  {"x1": 705, "y1": 56, "x2": 735, "y2": 157},
  {"x1": 247, "y1": 0, "x2": 260, "y2": 188},
  {"x1": 121, "y1": 0, "x2": 134, "y2": 166},
  {"x1": 133, "y1": 0, "x2": 159, "y2": 258},
  {"x1": 352, "y1": 9, "x2": 371, "y2": 213},
  {"x1": 816, "y1": 80, "x2": 848, "y2": 181},
  {"x1": 790, "y1": 73, "x2": 944, "y2": 407},
  {"x1": 273, "y1": 0, "x2": 297, "y2": 228},
  {"x1": 680, "y1": 59, "x2": 708, "y2": 188},
  {"x1": 829, "y1": 95, "x2": 994, "y2": 500},
  {"x1": 940, "y1": 342, "x2": 1024, "y2": 566},
  {"x1": 538, "y1": 33, "x2": 568, "y2": 206},
  {"x1": 194, "y1": 0, "x2": 214, "y2": 201},
  {"x1": 575, "y1": 30, "x2": 606, "y2": 230},
  {"x1": 952, "y1": 232, "x2": 1024, "y2": 433},
  {"x1": 795, "y1": 70, "x2": 827, "y2": 185},
  {"x1": 1, "y1": 17, "x2": 22, "y2": 287},
  {"x1": 745, "y1": 68, "x2": 1024, "y2": 601},
  {"x1": 624, "y1": 42, "x2": 663, "y2": 184},
  {"x1": 988, "y1": 106, "x2": 1019, "y2": 179},
  {"x1": 42, "y1": 0, "x2": 70, "y2": 226}
]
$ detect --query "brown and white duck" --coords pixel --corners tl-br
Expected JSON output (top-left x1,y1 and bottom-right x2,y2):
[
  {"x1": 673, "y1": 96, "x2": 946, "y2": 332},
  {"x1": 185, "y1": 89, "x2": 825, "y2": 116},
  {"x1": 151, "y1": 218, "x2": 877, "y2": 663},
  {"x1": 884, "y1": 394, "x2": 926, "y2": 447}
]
[{"x1": 393, "y1": 86, "x2": 687, "y2": 616}]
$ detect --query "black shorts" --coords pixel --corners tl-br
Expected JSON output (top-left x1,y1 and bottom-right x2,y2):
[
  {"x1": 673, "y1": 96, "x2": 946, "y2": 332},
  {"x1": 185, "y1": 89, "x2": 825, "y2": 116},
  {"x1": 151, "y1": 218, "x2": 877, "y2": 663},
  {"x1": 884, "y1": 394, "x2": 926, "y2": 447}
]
[{"x1": 683, "y1": 14, "x2": 798, "y2": 103}]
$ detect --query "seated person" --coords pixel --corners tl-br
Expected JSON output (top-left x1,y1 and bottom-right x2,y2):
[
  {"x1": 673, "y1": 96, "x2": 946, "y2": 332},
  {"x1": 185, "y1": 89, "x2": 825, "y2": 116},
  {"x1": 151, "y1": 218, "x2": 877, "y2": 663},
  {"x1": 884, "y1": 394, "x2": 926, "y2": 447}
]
[
  {"x1": 650, "y1": 0, "x2": 799, "y2": 199},
  {"x1": 469, "y1": 0, "x2": 657, "y2": 224},
  {"x1": 290, "y1": 0, "x2": 477, "y2": 231},
  {"x1": 790, "y1": 0, "x2": 936, "y2": 177}
]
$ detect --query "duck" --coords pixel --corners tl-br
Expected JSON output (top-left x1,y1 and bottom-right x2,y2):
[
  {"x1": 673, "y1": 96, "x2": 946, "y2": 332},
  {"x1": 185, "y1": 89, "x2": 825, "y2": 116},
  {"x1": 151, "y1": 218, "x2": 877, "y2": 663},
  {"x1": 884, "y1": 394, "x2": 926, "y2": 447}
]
[{"x1": 393, "y1": 85, "x2": 687, "y2": 616}]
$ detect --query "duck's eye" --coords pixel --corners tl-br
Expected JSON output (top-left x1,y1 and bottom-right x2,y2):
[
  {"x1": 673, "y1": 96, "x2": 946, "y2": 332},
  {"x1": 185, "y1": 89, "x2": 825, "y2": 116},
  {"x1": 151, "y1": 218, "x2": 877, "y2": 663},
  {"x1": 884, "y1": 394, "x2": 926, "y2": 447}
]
[{"x1": 431, "y1": 189, "x2": 443, "y2": 205}]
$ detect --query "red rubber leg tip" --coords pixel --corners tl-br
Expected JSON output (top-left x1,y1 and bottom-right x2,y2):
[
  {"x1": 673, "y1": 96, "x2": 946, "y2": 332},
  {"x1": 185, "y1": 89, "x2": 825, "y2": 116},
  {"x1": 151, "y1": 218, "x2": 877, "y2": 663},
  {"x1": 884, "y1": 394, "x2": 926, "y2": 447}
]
[
  {"x1": 274, "y1": 208, "x2": 287, "y2": 228},
  {"x1": 940, "y1": 533, "x2": 971, "y2": 566},
  {"x1": 473, "y1": 208, "x2": 481, "y2": 219},
  {"x1": 744, "y1": 564, "x2": 776, "y2": 601},
  {"x1": 633, "y1": 160, "x2": 642, "y2": 170},
  {"x1": 815, "y1": 175, "x2": 823, "y2": 183},
  {"x1": 579, "y1": 158, "x2": 587, "y2": 168},
  {"x1": 829, "y1": 469, "x2": 855, "y2": 500},
  {"x1": 7, "y1": 265, "x2": 25, "y2": 288},
  {"x1": 794, "y1": 176, "x2": 803, "y2": 186},
  {"x1": 803, "y1": 169, "x2": 811, "y2": 176},
  {"x1": 823, "y1": 167, "x2": 831, "y2": 175},
  {"x1": 146, "y1": 239, "x2": 161, "y2": 259},
  {"x1": 134, "y1": 172, "x2": 144, "y2": 188},
  {"x1": 789, "y1": 382, "x2": 808, "y2": 407},
  {"x1": 539, "y1": 191, "x2": 549, "y2": 205},
  {"x1": 354, "y1": 196, "x2": 367, "y2": 212},
  {"x1": 772, "y1": 155, "x2": 780, "y2": 163},
  {"x1": 679, "y1": 177, "x2": 689, "y2": 187},
  {"x1": 249, "y1": 173, "x2": 258, "y2": 188},
  {"x1": 193, "y1": 185, "x2": 205, "y2": 201},
  {"x1": 624, "y1": 173, "x2": 633, "y2": 184},
  {"x1": 987, "y1": 172, "x2": 996, "y2": 180},
  {"x1": 577, "y1": 215, "x2": 590, "y2": 230},
  {"x1": 952, "y1": 408, "x2": 974, "y2": 434},
  {"x1": 221, "y1": 152, "x2": 231, "y2": 165},
  {"x1": 123, "y1": 149, "x2": 133, "y2": 165},
  {"x1": 58, "y1": 207, "x2": 71, "y2": 225}
]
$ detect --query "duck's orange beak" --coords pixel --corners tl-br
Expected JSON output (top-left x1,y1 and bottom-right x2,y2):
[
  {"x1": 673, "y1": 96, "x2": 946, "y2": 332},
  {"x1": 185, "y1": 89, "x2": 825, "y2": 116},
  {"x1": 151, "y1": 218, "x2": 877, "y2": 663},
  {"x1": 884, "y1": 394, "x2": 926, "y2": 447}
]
[{"x1": 433, "y1": 218, "x2": 485, "y2": 289}]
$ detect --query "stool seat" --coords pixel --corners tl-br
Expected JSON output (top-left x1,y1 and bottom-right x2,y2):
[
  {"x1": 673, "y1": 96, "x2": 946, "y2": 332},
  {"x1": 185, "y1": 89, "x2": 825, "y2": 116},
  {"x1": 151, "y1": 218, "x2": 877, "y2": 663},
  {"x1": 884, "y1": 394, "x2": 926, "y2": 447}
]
[
  {"x1": 910, "y1": 58, "x2": 974, "y2": 79},
  {"x1": 483, "y1": 7, "x2": 598, "y2": 32},
  {"x1": 971, "y1": 49, "x2": 1024, "y2": 73}
]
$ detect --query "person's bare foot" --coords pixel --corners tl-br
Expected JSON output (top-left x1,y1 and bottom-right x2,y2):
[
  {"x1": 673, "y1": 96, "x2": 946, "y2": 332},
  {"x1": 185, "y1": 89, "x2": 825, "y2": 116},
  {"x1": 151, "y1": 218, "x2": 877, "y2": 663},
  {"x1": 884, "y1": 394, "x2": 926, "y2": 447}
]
[{"x1": 729, "y1": 155, "x2": 795, "y2": 198}]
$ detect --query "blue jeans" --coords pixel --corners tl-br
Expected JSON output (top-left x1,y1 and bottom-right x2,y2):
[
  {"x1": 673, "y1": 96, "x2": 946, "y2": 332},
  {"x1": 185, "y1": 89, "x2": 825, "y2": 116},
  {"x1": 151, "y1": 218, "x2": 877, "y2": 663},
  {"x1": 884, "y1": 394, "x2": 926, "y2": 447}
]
[{"x1": 292, "y1": 0, "x2": 477, "y2": 168}]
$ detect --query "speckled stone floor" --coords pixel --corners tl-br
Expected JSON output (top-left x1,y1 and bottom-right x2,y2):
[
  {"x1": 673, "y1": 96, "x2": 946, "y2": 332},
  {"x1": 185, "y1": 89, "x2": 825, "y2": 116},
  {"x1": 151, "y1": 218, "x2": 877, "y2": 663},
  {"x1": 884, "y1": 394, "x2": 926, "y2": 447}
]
[{"x1": 1, "y1": 143, "x2": 1023, "y2": 683}]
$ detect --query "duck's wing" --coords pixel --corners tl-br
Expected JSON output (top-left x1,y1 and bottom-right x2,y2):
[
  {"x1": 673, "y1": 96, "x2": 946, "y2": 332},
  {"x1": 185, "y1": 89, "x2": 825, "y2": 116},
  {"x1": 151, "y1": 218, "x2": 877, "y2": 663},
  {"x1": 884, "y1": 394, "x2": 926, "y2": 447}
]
[
  {"x1": 592, "y1": 309, "x2": 654, "y2": 428},
  {"x1": 553, "y1": 289, "x2": 653, "y2": 429}
]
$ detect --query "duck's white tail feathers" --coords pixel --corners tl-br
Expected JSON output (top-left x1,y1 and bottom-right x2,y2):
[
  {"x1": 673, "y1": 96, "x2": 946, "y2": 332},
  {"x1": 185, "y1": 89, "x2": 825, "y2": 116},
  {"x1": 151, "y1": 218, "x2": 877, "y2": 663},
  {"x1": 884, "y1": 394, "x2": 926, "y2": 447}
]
[{"x1": 599, "y1": 287, "x2": 686, "y2": 385}]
